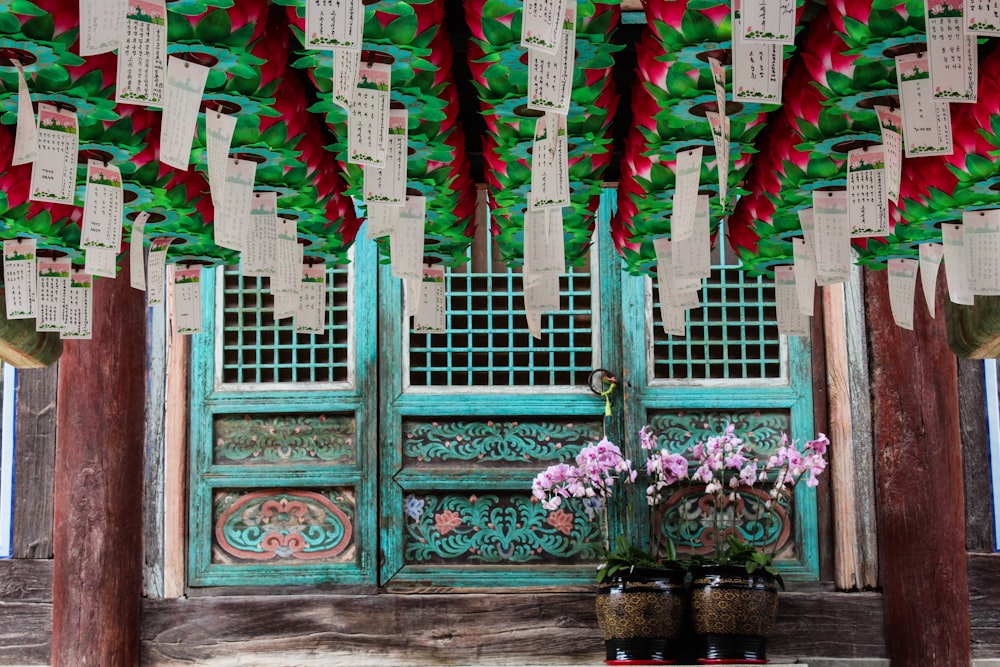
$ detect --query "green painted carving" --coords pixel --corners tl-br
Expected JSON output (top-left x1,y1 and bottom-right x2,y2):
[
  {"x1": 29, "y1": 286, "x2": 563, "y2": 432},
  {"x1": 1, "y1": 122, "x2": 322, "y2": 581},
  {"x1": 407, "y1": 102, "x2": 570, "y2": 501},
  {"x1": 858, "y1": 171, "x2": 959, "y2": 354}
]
[
  {"x1": 213, "y1": 489, "x2": 355, "y2": 563},
  {"x1": 402, "y1": 419, "x2": 604, "y2": 464},
  {"x1": 655, "y1": 486, "x2": 793, "y2": 558},
  {"x1": 213, "y1": 413, "x2": 356, "y2": 464},
  {"x1": 403, "y1": 492, "x2": 603, "y2": 565},
  {"x1": 647, "y1": 410, "x2": 791, "y2": 457}
]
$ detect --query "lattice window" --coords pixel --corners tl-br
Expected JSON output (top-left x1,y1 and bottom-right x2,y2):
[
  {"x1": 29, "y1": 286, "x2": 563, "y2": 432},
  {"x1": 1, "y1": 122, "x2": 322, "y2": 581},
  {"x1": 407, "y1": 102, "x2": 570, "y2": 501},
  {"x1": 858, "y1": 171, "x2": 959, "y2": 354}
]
[
  {"x1": 218, "y1": 264, "x2": 352, "y2": 385},
  {"x1": 407, "y1": 252, "x2": 598, "y2": 388},
  {"x1": 652, "y1": 230, "x2": 782, "y2": 381}
]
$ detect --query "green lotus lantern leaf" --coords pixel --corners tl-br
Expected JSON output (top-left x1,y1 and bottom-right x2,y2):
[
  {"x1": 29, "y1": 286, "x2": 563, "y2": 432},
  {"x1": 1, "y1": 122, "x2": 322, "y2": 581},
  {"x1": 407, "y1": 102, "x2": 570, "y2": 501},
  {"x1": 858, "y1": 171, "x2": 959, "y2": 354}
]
[
  {"x1": 165, "y1": 0, "x2": 234, "y2": 18},
  {"x1": 0, "y1": 91, "x2": 115, "y2": 129},
  {"x1": 949, "y1": 153, "x2": 999, "y2": 184},
  {"x1": 167, "y1": 42, "x2": 265, "y2": 90},
  {"x1": 0, "y1": 38, "x2": 70, "y2": 88}
]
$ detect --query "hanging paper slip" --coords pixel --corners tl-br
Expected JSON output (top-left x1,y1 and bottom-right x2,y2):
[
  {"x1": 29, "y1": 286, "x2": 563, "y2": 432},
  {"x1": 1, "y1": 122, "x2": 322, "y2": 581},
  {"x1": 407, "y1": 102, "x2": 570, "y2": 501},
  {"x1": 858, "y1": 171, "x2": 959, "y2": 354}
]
[
  {"x1": 967, "y1": 0, "x2": 1000, "y2": 34},
  {"x1": 919, "y1": 242, "x2": 945, "y2": 317},
  {"x1": 171, "y1": 265, "x2": 202, "y2": 335},
  {"x1": 812, "y1": 190, "x2": 851, "y2": 285},
  {"x1": 206, "y1": 111, "x2": 237, "y2": 207},
  {"x1": 741, "y1": 0, "x2": 796, "y2": 44},
  {"x1": 522, "y1": 0, "x2": 568, "y2": 54},
  {"x1": 671, "y1": 147, "x2": 703, "y2": 242},
  {"x1": 708, "y1": 57, "x2": 727, "y2": 115},
  {"x1": 215, "y1": 158, "x2": 256, "y2": 251},
  {"x1": 964, "y1": 209, "x2": 1000, "y2": 295},
  {"x1": 706, "y1": 112, "x2": 729, "y2": 207},
  {"x1": 30, "y1": 104, "x2": 78, "y2": 205},
  {"x1": 159, "y1": 56, "x2": 210, "y2": 170},
  {"x1": 524, "y1": 208, "x2": 566, "y2": 277},
  {"x1": 887, "y1": 258, "x2": 919, "y2": 330},
  {"x1": 896, "y1": 53, "x2": 953, "y2": 157},
  {"x1": 37, "y1": 257, "x2": 69, "y2": 332},
  {"x1": 147, "y1": 236, "x2": 176, "y2": 306},
  {"x1": 775, "y1": 265, "x2": 810, "y2": 337},
  {"x1": 3, "y1": 239, "x2": 36, "y2": 320},
  {"x1": 332, "y1": 50, "x2": 360, "y2": 110},
  {"x1": 296, "y1": 262, "x2": 327, "y2": 334},
  {"x1": 874, "y1": 106, "x2": 903, "y2": 204},
  {"x1": 847, "y1": 145, "x2": 888, "y2": 238},
  {"x1": 366, "y1": 202, "x2": 399, "y2": 239},
  {"x1": 272, "y1": 216, "x2": 302, "y2": 296},
  {"x1": 84, "y1": 247, "x2": 118, "y2": 279},
  {"x1": 61, "y1": 269, "x2": 93, "y2": 340},
  {"x1": 926, "y1": 0, "x2": 977, "y2": 102},
  {"x1": 673, "y1": 195, "x2": 711, "y2": 294},
  {"x1": 530, "y1": 113, "x2": 570, "y2": 210},
  {"x1": 129, "y1": 211, "x2": 150, "y2": 291},
  {"x1": 272, "y1": 242, "x2": 304, "y2": 322},
  {"x1": 525, "y1": 271, "x2": 561, "y2": 314},
  {"x1": 242, "y1": 192, "x2": 278, "y2": 278},
  {"x1": 654, "y1": 238, "x2": 686, "y2": 336},
  {"x1": 363, "y1": 107, "x2": 408, "y2": 205},
  {"x1": 305, "y1": 0, "x2": 363, "y2": 50},
  {"x1": 941, "y1": 223, "x2": 974, "y2": 305},
  {"x1": 732, "y1": 0, "x2": 782, "y2": 104},
  {"x1": 390, "y1": 195, "x2": 425, "y2": 281},
  {"x1": 797, "y1": 208, "x2": 815, "y2": 253},
  {"x1": 792, "y1": 237, "x2": 816, "y2": 316},
  {"x1": 527, "y1": 0, "x2": 576, "y2": 114},
  {"x1": 414, "y1": 265, "x2": 446, "y2": 333},
  {"x1": 82, "y1": 160, "x2": 124, "y2": 250},
  {"x1": 81, "y1": 0, "x2": 126, "y2": 55},
  {"x1": 116, "y1": 0, "x2": 167, "y2": 107},
  {"x1": 12, "y1": 62, "x2": 37, "y2": 166},
  {"x1": 348, "y1": 59, "x2": 391, "y2": 167}
]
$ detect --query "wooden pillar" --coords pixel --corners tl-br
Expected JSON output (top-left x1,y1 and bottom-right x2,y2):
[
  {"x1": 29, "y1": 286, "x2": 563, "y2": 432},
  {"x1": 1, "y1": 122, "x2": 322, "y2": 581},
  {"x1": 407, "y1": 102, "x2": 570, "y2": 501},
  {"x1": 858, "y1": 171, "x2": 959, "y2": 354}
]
[
  {"x1": 52, "y1": 274, "x2": 146, "y2": 666},
  {"x1": 865, "y1": 269, "x2": 971, "y2": 666}
]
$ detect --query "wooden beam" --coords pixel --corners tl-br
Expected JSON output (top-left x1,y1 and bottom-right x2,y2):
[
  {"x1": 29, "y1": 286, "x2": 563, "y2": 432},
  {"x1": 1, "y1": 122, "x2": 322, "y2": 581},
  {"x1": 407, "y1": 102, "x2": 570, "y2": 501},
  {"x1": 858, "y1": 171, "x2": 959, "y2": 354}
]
[
  {"x1": 163, "y1": 295, "x2": 189, "y2": 599},
  {"x1": 959, "y1": 358, "x2": 995, "y2": 552},
  {"x1": 822, "y1": 283, "x2": 862, "y2": 591},
  {"x1": 52, "y1": 274, "x2": 146, "y2": 667},
  {"x1": 11, "y1": 363, "x2": 58, "y2": 558},
  {"x1": 0, "y1": 295, "x2": 61, "y2": 368},
  {"x1": 947, "y1": 295, "x2": 1000, "y2": 358},
  {"x1": 865, "y1": 268, "x2": 971, "y2": 666},
  {"x1": 139, "y1": 588, "x2": 885, "y2": 665}
]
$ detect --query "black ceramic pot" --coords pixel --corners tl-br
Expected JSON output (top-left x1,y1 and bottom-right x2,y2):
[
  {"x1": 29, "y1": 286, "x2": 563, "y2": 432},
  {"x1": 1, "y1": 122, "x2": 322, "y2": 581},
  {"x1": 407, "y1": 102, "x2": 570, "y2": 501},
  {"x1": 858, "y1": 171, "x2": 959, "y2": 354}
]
[
  {"x1": 594, "y1": 566, "x2": 687, "y2": 665},
  {"x1": 688, "y1": 563, "x2": 779, "y2": 664}
]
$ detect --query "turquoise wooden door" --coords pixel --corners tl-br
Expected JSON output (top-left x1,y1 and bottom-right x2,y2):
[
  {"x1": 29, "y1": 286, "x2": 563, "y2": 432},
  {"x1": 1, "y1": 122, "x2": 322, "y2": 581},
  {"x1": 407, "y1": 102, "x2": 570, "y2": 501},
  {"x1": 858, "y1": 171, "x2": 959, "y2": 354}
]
[
  {"x1": 187, "y1": 240, "x2": 379, "y2": 586},
  {"x1": 187, "y1": 189, "x2": 820, "y2": 587},
  {"x1": 619, "y1": 223, "x2": 820, "y2": 580},
  {"x1": 377, "y1": 192, "x2": 625, "y2": 587}
]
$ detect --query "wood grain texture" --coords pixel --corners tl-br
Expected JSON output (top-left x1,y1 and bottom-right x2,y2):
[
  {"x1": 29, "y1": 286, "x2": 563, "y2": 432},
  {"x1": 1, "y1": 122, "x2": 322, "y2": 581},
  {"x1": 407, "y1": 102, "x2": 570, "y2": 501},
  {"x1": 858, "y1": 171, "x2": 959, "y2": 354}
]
[
  {"x1": 821, "y1": 283, "x2": 862, "y2": 591},
  {"x1": 0, "y1": 600, "x2": 51, "y2": 666},
  {"x1": 163, "y1": 322, "x2": 189, "y2": 599},
  {"x1": 0, "y1": 558, "x2": 52, "y2": 601},
  {"x1": 946, "y1": 295, "x2": 1000, "y2": 358},
  {"x1": 865, "y1": 269, "x2": 971, "y2": 666},
  {"x1": 959, "y1": 358, "x2": 995, "y2": 553},
  {"x1": 810, "y1": 288, "x2": 835, "y2": 584},
  {"x1": 12, "y1": 363, "x2": 58, "y2": 559},
  {"x1": 969, "y1": 553, "x2": 1000, "y2": 659},
  {"x1": 842, "y1": 266, "x2": 878, "y2": 589},
  {"x1": 144, "y1": 305, "x2": 167, "y2": 599},
  {"x1": 139, "y1": 589, "x2": 886, "y2": 666},
  {"x1": 52, "y1": 274, "x2": 147, "y2": 667},
  {"x1": 0, "y1": 295, "x2": 62, "y2": 368}
]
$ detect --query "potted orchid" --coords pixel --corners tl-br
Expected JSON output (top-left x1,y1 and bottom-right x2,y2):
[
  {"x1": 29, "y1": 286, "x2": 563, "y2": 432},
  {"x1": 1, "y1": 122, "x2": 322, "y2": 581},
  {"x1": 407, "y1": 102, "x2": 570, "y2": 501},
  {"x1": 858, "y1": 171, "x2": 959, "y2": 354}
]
[
  {"x1": 672, "y1": 423, "x2": 830, "y2": 664},
  {"x1": 531, "y1": 434, "x2": 690, "y2": 664}
]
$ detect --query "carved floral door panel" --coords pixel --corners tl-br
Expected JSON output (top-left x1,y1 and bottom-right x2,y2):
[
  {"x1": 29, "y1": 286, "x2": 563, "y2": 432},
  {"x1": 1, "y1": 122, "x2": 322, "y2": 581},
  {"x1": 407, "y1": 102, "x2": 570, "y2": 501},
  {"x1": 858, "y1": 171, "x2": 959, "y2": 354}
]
[{"x1": 187, "y1": 191, "x2": 819, "y2": 588}]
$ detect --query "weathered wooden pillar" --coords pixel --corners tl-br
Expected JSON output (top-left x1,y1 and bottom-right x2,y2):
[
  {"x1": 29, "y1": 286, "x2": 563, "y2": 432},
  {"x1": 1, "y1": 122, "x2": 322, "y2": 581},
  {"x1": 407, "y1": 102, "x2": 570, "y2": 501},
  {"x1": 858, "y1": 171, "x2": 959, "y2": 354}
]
[
  {"x1": 865, "y1": 269, "x2": 971, "y2": 666},
  {"x1": 52, "y1": 273, "x2": 146, "y2": 666}
]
